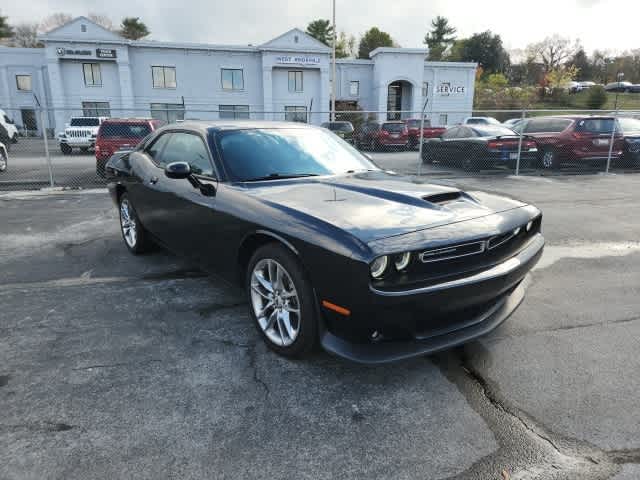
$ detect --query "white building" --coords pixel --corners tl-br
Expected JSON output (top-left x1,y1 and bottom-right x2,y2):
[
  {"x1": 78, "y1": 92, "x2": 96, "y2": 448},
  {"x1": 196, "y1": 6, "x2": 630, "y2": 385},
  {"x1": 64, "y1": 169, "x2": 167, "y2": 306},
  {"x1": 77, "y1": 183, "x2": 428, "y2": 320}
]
[{"x1": 0, "y1": 16, "x2": 477, "y2": 133}]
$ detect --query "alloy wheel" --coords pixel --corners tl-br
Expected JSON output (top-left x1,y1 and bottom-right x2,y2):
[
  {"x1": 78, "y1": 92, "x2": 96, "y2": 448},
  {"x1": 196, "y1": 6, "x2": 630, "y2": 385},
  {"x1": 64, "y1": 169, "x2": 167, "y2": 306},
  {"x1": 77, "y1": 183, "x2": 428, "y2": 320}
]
[
  {"x1": 120, "y1": 199, "x2": 138, "y2": 248},
  {"x1": 250, "y1": 258, "x2": 301, "y2": 347},
  {"x1": 542, "y1": 150, "x2": 555, "y2": 169}
]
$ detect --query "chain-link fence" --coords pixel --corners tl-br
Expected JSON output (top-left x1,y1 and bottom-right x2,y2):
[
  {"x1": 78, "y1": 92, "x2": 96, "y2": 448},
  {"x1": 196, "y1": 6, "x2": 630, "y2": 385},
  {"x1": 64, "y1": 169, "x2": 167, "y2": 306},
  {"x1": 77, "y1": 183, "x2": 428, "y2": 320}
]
[{"x1": 1, "y1": 107, "x2": 639, "y2": 190}]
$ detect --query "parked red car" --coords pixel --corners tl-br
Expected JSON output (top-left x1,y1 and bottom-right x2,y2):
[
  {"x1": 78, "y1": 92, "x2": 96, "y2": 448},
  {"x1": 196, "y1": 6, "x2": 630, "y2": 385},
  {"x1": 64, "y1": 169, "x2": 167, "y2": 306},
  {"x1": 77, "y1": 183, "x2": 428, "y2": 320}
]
[
  {"x1": 96, "y1": 118, "x2": 165, "y2": 176},
  {"x1": 404, "y1": 119, "x2": 447, "y2": 148},
  {"x1": 516, "y1": 116, "x2": 624, "y2": 169},
  {"x1": 355, "y1": 121, "x2": 408, "y2": 151}
]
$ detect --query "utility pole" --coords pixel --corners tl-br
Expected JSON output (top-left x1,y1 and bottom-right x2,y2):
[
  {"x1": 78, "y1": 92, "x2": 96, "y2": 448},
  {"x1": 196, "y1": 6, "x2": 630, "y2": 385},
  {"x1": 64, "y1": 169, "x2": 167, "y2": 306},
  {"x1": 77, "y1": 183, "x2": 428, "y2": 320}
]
[{"x1": 331, "y1": 0, "x2": 336, "y2": 121}]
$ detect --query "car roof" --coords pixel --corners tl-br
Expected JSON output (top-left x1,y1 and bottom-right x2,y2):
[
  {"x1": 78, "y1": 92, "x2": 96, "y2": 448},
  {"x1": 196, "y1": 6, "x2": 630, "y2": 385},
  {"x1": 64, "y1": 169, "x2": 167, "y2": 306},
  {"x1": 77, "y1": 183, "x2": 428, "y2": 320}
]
[{"x1": 153, "y1": 120, "x2": 325, "y2": 135}]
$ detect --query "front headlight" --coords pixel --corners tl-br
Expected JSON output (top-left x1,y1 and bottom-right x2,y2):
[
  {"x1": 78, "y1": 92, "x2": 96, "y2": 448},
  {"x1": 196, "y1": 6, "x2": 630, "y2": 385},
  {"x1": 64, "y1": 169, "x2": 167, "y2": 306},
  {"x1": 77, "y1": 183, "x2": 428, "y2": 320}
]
[
  {"x1": 370, "y1": 255, "x2": 389, "y2": 279},
  {"x1": 394, "y1": 252, "x2": 411, "y2": 271}
]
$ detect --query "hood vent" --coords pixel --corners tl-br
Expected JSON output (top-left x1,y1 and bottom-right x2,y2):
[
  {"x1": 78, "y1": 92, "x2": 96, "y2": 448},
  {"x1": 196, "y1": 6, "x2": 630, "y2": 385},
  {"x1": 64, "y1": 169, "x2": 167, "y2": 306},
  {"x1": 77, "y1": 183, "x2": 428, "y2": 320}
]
[{"x1": 422, "y1": 191, "x2": 462, "y2": 205}]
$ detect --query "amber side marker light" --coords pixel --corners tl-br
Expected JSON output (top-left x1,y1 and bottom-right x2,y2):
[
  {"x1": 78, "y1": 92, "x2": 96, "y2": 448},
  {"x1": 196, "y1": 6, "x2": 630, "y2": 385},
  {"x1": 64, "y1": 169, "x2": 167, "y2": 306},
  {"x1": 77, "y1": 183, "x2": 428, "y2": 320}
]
[{"x1": 322, "y1": 300, "x2": 351, "y2": 316}]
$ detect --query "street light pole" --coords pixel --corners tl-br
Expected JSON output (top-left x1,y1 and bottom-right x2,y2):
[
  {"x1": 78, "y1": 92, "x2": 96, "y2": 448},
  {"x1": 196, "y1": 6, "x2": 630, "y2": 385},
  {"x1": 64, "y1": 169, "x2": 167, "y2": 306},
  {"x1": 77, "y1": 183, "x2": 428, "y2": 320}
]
[{"x1": 331, "y1": 0, "x2": 336, "y2": 121}]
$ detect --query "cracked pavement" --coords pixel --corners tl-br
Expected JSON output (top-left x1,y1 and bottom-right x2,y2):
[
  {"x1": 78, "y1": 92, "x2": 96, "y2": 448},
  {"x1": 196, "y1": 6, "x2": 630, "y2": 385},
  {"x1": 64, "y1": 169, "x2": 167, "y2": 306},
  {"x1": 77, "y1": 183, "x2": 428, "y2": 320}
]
[{"x1": 1, "y1": 172, "x2": 639, "y2": 479}]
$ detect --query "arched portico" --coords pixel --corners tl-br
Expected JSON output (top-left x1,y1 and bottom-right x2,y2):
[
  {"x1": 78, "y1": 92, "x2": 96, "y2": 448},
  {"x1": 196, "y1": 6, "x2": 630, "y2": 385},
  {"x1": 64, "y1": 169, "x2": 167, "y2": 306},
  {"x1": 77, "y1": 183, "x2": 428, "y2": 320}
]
[{"x1": 386, "y1": 80, "x2": 414, "y2": 120}]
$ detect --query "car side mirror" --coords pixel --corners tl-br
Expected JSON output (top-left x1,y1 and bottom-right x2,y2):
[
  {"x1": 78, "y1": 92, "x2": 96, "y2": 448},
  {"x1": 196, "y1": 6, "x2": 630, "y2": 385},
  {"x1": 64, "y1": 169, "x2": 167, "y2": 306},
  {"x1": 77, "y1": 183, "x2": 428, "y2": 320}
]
[{"x1": 165, "y1": 161, "x2": 191, "y2": 179}]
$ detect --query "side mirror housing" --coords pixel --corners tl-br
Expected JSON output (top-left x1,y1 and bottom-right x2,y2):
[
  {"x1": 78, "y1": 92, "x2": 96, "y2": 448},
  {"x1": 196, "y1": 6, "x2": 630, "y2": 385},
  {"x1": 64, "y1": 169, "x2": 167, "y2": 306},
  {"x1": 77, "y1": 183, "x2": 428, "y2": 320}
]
[{"x1": 165, "y1": 161, "x2": 191, "y2": 179}]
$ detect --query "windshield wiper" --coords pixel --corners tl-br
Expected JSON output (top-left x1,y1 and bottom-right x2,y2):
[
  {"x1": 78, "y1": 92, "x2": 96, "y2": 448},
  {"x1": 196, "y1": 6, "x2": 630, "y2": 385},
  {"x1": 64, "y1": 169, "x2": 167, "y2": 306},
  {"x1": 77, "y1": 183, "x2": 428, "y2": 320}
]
[{"x1": 242, "y1": 173, "x2": 320, "y2": 182}]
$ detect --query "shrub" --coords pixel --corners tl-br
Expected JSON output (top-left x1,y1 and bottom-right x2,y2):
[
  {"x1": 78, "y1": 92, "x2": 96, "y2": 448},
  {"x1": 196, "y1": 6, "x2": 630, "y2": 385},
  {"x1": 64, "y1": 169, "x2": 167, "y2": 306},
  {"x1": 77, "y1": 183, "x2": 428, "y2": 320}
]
[{"x1": 586, "y1": 85, "x2": 608, "y2": 110}]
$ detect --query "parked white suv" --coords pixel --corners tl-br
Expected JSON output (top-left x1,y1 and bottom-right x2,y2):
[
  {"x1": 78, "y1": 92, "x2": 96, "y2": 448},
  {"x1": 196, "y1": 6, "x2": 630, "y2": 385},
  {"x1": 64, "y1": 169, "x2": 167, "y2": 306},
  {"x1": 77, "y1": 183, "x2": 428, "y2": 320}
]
[
  {"x1": 58, "y1": 117, "x2": 107, "y2": 154},
  {"x1": 0, "y1": 109, "x2": 19, "y2": 149}
]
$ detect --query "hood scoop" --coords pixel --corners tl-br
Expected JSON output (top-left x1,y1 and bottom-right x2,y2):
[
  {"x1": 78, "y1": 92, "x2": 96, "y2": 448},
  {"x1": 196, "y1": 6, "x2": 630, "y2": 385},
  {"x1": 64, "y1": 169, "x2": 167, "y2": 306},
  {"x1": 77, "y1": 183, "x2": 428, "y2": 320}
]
[{"x1": 423, "y1": 191, "x2": 464, "y2": 205}]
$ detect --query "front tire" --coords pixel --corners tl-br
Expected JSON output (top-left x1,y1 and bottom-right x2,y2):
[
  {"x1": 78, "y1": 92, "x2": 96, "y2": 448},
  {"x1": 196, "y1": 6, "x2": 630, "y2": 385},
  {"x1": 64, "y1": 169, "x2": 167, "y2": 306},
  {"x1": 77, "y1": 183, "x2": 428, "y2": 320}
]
[
  {"x1": 246, "y1": 243, "x2": 317, "y2": 358},
  {"x1": 60, "y1": 143, "x2": 72, "y2": 155},
  {"x1": 119, "y1": 193, "x2": 151, "y2": 254},
  {"x1": 0, "y1": 150, "x2": 7, "y2": 172}
]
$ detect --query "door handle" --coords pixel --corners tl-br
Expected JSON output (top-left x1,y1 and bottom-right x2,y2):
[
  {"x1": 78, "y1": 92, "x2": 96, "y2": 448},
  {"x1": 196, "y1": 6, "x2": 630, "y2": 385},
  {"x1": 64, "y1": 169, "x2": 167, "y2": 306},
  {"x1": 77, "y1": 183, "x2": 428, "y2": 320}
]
[{"x1": 149, "y1": 176, "x2": 158, "y2": 185}]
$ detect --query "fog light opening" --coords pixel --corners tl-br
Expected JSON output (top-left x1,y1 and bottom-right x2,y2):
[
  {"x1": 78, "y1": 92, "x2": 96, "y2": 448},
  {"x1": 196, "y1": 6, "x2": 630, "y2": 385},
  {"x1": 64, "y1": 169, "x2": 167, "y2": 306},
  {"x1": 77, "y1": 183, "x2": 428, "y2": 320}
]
[{"x1": 371, "y1": 330, "x2": 383, "y2": 342}]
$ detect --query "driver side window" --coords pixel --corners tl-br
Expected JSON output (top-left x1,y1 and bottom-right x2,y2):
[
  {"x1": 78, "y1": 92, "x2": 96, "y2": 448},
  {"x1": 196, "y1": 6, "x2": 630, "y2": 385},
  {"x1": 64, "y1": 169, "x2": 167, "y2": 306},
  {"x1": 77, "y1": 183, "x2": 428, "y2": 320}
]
[
  {"x1": 442, "y1": 127, "x2": 459, "y2": 139},
  {"x1": 158, "y1": 132, "x2": 214, "y2": 176}
]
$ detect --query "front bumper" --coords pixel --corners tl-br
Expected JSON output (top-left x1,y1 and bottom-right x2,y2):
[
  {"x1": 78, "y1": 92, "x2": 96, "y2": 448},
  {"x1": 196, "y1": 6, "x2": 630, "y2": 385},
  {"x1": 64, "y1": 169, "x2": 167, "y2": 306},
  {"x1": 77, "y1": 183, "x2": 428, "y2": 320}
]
[
  {"x1": 319, "y1": 233, "x2": 544, "y2": 364},
  {"x1": 58, "y1": 136, "x2": 95, "y2": 148}
]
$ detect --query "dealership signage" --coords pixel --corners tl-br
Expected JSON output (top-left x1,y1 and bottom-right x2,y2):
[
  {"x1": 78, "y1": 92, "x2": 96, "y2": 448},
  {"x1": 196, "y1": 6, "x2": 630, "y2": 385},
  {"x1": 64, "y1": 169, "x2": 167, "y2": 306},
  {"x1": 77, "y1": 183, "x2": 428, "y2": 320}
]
[
  {"x1": 56, "y1": 47, "x2": 92, "y2": 57},
  {"x1": 437, "y1": 82, "x2": 467, "y2": 96},
  {"x1": 96, "y1": 48, "x2": 117, "y2": 59},
  {"x1": 275, "y1": 55, "x2": 321, "y2": 65}
]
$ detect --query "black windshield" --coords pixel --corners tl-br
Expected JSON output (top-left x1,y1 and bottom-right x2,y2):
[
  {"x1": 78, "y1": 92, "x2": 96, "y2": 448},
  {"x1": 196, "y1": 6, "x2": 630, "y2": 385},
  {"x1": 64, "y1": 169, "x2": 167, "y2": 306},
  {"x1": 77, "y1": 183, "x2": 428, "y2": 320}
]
[
  {"x1": 70, "y1": 118, "x2": 100, "y2": 127},
  {"x1": 216, "y1": 128, "x2": 378, "y2": 182}
]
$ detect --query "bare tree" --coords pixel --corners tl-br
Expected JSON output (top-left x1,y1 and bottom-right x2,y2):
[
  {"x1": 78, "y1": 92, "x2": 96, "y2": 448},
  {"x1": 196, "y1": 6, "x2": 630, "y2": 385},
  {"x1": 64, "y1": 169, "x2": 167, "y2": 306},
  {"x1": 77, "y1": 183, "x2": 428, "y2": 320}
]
[
  {"x1": 38, "y1": 13, "x2": 72, "y2": 33},
  {"x1": 87, "y1": 13, "x2": 114, "y2": 31},
  {"x1": 526, "y1": 35, "x2": 581, "y2": 73},
  {"x1": 11, "y1": 23, "x2": 42, "y2": 47}
]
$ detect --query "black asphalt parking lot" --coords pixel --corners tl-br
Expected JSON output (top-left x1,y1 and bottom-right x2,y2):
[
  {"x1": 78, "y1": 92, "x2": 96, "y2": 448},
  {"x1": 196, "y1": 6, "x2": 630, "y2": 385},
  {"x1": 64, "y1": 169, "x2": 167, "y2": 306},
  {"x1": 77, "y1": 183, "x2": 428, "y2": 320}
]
[{"x1": 1, "y1": 172, "x2": 640, "y2": 479}]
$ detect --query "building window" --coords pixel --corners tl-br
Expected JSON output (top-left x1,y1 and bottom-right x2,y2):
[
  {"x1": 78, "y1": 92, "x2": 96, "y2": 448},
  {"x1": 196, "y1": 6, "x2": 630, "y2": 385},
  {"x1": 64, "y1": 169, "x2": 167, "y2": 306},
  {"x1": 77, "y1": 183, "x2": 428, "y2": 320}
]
[
  {"x1": 438, "y1": 114, "x2": 448, "y2": 126},
  {"x1": 288, "y1": 71, "x2": 303, "y2": 92},
  {"x1": 285, "y1": 106, "x2": 307, "y2": 123},
  {"x1": 82, "y1": 102, "x2": 111, "y2": 117},
  {"x1": 81, "y1": 24, "x2": 87, "y2": 32},
  {"x1": 83, "y1": 63, "x2": 102, "y2": 86},
  {"x1": 349, "y1": 80, "x2": 359, "y2": 96},
  {"x1": 219, "y1": 105, "x2": 250, "y2": 120},
  {"x1": 16, "y1": 75, "x2": 32, "y2": 91},
  {"x1": 150, "y1": 103, "x2": 185, "y2": 124},
  {"x1": 152, "y1": 66, "x2": 177, "y2": 89},
  {"x1": 221, "y1": 69, "x2": 244, "y2": 91},
  {"x1": 422, "y1": 82, "x2": 429, "y2": 97}
]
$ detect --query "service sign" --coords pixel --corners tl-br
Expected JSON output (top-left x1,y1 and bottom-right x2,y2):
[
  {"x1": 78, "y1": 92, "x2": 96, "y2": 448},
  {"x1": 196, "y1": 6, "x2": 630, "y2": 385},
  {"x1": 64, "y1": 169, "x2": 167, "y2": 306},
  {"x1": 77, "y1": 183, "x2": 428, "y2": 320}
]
[
  {"x1": 275, "y1": 55, "x2": 321, "y2": 66},
  {"x1": 437, "y1": 82, "x2": 467, "y2": 96},
  {"x1": 96, "y1": 48, "x2": 117, "y2": 59}
]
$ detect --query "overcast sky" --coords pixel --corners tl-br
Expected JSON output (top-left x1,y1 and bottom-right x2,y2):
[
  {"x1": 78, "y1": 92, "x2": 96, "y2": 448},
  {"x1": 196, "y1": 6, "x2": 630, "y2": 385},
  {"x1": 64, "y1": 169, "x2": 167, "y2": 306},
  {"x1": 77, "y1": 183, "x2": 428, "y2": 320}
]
[{"x1": 3, "y1": 0, "x2": 638, "y2": 55}]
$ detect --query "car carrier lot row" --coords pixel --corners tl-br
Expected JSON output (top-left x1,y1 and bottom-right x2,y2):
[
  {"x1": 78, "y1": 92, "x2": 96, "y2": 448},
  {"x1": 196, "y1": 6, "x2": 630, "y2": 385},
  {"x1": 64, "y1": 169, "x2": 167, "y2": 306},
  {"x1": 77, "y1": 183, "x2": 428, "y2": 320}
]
[{"x1": 1, "y1": 168, "x2": 639, "y2": 479}]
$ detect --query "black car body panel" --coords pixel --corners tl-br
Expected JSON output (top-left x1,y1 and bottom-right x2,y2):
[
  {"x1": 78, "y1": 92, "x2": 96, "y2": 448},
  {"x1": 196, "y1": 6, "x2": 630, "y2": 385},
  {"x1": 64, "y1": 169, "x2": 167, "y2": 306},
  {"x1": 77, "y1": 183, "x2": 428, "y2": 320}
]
[{"x1": 107, "y1": 121, "x2": 544, "y2": 363}]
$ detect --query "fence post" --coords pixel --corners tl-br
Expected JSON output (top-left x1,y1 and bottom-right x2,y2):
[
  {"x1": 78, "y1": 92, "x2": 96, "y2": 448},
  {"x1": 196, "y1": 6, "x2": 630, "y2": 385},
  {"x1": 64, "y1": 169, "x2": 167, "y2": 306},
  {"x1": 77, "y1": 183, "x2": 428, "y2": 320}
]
[
  {"x1": 417, "y1": 100, "x2": 429, "y2": 177},
  {"x1": 40, "y1": 108, "x2": 54, "y2": 187},
  {"x1": 514, "y1": 109, "x2": 526, "y2": 176},
  {"x1": 605, "y1": 109, "x2": 618, "y2": 174}
]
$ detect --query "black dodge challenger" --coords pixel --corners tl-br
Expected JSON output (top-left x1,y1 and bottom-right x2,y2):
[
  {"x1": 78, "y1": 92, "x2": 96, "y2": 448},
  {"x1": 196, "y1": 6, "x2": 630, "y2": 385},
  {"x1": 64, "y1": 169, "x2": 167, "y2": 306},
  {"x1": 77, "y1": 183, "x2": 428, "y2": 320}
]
[{"x1": 106, "y1": 121, "x2": 544, "y2": 364}]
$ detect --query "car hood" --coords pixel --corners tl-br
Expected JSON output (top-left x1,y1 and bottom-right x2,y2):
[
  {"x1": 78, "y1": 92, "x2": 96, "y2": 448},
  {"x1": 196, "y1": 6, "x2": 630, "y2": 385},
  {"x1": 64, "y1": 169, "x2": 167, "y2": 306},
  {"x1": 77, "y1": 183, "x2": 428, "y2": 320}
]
[{"x1": 245, "y1": 170, "x2": 527, "y2": 244}]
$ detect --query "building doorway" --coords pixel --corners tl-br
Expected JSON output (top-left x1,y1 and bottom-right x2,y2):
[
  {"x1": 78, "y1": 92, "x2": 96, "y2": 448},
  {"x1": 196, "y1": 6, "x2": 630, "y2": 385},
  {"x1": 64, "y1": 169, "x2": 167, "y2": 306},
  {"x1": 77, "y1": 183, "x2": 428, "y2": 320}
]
[{"x1": 387, "y1": 80, "x2": 413, "y2": 120}]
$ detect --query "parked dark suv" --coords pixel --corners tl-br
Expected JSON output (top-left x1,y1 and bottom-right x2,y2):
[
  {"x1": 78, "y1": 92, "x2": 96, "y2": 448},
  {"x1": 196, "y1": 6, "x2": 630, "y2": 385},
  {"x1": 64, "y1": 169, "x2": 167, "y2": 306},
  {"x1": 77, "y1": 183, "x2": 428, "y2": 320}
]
[
  {"x1": 515, "y1": 116, "x2": 624, "y2": 169},
  {"x1": 321, "y1": 121, "x2": 355, "y2": 144},
  {"x1": 96, "y1": 118, "x2": 165, "y2": 177}
]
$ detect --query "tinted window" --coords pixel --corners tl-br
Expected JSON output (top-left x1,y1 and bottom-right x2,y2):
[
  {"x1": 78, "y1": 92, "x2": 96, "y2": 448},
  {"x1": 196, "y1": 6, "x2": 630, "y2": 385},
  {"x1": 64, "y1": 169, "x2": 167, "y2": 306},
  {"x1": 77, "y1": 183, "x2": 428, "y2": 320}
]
[
  {"x1": 576, "y1": 118, "x2": 616, "y2": 134},
  {"x1": 217, "y1": 128, "x2": 377, "y2": 182},
  {"x1": 70, "y1": 118, "x2": 100, "y2": 127},
  {"x1": 382, "y1": 123, "x2": 404, "y2": 133},
  {"x1": 524, "y1": 118, "x2": 572, "y2": 133},
  {"x1": 101, "y1": 124, "x2": 151, "y2": 138},
  {"x1": 362, "y1": 123, "x2": 379, "y2": 133},
  {"x1": 323, "y1": 122, "x2": 353, "y2": 132},
  {"x1": 160, "y1": 132, "x2": 213, "y2": 176},
  {"x1": 146, "y1": 133, "x2": 171, "y2": 164},
  {"x1": 473, "y1": 126, "x2": 517, "y2": 137}
]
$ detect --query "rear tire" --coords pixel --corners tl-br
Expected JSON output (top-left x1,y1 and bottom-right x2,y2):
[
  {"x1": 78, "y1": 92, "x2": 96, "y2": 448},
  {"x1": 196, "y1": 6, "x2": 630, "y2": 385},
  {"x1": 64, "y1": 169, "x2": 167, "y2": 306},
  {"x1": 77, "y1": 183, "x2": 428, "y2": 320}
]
[
  {"x1": 540, "y1": 148, "x2": 559, "y2": 169},
  {"x1": 246, "y1": 243, "x2": 317, "y2": 358},
  {"x1": 118, "y1": 193, "x2": 152, "y2": 254},
  {"x1": 0, "y1": 150, "x2": 7, "y2": 172}
]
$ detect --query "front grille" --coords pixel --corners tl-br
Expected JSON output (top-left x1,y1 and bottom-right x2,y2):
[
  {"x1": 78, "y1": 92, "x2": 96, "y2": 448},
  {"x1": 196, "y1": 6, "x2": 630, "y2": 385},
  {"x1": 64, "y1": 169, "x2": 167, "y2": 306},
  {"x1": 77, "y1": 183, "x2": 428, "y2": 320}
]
[
  {"x1": 372, "y1": 215, "x2": 542, "y2": 292},
  {"x1": 419, "y1": 240, "x2": 485, "y2": 263},
  {"x1": 67, "y1": 130, "x2": 90, "y2": 138}
]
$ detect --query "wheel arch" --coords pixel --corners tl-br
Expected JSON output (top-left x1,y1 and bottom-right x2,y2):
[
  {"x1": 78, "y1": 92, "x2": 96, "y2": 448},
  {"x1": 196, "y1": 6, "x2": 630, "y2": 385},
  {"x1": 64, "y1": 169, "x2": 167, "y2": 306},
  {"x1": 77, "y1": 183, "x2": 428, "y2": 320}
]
[{"x1": 236, "y1": 230, "x2": 300, "y2": 286}]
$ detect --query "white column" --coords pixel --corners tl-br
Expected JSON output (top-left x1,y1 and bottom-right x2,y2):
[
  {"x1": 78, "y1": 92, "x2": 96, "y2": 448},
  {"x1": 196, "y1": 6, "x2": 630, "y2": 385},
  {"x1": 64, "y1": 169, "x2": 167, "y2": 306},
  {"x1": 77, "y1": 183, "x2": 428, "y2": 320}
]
[
  {"x1": 0, "y1": 66, "x2": 12, "y2": 111},
  {"x1": 46, "y1": 59, "x2": 66, "y2": 133},
  {"x1": 117, "y1": 61, "x2": 135, "y2": 117},
  {"x1": 319, "y1": 67, "x2": 330, "y2": 124},
  {"x1": 262, "y1": 67, "x2": 273, "y2": 121}
]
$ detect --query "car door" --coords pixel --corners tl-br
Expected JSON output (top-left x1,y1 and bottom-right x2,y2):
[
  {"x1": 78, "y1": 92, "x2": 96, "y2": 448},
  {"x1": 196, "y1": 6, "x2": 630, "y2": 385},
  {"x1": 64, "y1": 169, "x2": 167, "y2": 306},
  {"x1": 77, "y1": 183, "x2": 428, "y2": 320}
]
[
  {"x1": 439, "y1": 127, "x2": 462, "y2": 163},
  {"x1": 149, "y1": 131, "x2": 220, "y2": 258}
]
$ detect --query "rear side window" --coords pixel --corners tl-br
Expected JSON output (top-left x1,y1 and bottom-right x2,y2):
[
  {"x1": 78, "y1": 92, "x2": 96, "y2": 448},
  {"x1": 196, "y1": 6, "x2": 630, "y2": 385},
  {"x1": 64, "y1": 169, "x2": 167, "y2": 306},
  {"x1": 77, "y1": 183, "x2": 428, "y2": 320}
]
[
  {"x1": 575, "y1": 118, "x2": 616, "y2": 134},
  {"x1": 146, "y1": 133, "x2": 171, "y2": 164}
]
